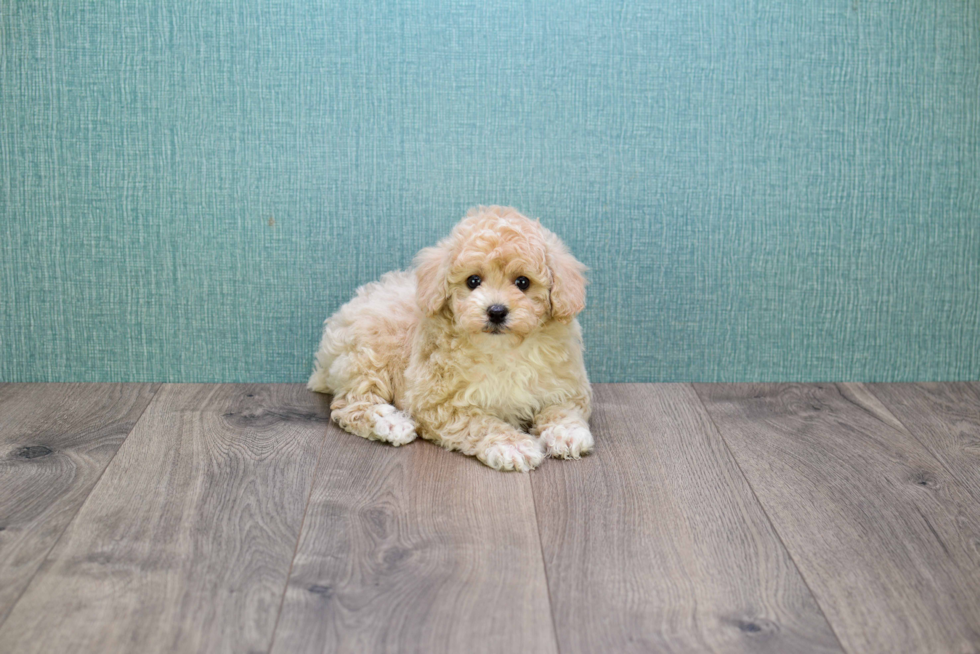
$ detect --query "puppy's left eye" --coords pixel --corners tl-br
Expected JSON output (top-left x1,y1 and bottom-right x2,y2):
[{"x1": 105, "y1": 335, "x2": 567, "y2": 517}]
[
  {"x1": 466, "y1": 275, "x2": 482, "y2": 290},
  {"x1": 515, "y1": 276, "x2": 530, "y2": 291}
]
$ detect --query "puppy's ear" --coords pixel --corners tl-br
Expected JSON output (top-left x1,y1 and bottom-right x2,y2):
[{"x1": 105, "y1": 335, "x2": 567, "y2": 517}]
[
  {"x1": 546, "y1": 232, "x2": 587, "y2": 323},
  {"x1": 414, "y1": 246, "x2": 450, "y2": 315}
]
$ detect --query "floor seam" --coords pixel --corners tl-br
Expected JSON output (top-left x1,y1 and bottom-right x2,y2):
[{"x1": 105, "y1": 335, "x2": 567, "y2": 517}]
[
  {"x1": 265, "y1": 392, "x2": 329, "y2": 654},
  {"x1": 529, "y1": 472, "x2": 563, "y2": 654},
  {"x1": 688, "y1": 383, "x2": 851, "y2": 654},
  {"x1": 0, "y1": 382, "x2": 164, "y2": 632},
  {"x1": 855, "y1": 382, "x2": 980, "y2": 506}
]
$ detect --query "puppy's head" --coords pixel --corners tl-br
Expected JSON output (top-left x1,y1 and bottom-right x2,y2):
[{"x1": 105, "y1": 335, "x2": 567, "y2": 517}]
[{"x1": 414, "y1": 206, "x2": 587, "y2": 337}]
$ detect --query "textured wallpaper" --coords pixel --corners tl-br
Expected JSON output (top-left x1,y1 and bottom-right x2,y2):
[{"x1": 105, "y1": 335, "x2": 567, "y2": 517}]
[{"x1": 1, "y1": 0, "x2": 978, "y2": 383}]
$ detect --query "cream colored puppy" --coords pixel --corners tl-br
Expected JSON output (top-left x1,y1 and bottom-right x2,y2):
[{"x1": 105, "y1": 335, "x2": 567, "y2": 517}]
[{"x1": 309, "y1": 206, "x2": 592, "y2": 471}]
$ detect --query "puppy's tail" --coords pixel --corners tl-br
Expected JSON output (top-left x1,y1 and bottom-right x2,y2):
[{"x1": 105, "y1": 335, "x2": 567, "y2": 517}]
[
  {"x1": 307, "y1": 354, "x2": 334, "y2": 393},
  {"x1": 308, "y1": 320, "x2": 340, "y2": 394}
]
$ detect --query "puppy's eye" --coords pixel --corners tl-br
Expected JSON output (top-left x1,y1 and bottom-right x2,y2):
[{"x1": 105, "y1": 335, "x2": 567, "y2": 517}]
[
  {"x1": 466, "y1": 275, "x2": 482, "y2": 290},
  {"x1": 515, "y1": 276, "x2": 530, "y2": 291}
]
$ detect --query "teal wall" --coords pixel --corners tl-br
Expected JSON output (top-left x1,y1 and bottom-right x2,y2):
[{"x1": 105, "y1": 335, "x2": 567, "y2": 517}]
[{"x1": 2, "y1": 1, "x2": 978, "y2": 383}]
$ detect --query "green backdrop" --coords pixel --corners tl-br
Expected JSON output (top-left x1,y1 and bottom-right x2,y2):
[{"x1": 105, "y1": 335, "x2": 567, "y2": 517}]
[{"x1": 1, "y1": 0, "x2": 978, "y2": 383}]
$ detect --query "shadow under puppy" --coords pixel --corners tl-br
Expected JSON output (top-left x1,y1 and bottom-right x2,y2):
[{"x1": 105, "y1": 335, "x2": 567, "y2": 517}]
[{"x1": 309, "y1": 206, "x2": 593, "y2": 471}]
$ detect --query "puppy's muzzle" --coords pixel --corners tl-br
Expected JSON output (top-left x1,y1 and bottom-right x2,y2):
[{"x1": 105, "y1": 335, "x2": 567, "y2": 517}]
[{"x1": 487, "y1": 304, "x2": 509, "y2": 325}]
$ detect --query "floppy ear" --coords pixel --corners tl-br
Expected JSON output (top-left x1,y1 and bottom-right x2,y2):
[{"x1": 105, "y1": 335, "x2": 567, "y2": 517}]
[
  {"x1": 414, "y1": 246, "x2": 451, "y2": 315},
  {"x1": 545, "y1": 232, "x2": 587, "y2": 323}
]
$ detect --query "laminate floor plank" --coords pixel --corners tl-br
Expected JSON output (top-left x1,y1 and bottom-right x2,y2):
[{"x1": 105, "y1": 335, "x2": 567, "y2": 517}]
[
  {"x1": 270, "y1": 418, "x2": 557, "y2": 654},
  {"x1": 531, "y1": 383, "x2": 842, "y2": 654},
  {"x1": 0, "y1": 383, "x2": 158, "y2": 625},
  {"x1": 0, "y1": 384, "x2": 329, "y2": 654},
  {"x1": 695, "y1": 382, "x2": 980, "y2": 654},
  {"x1": 867, "y1": 382, "x2": 980, "y2": 504}
]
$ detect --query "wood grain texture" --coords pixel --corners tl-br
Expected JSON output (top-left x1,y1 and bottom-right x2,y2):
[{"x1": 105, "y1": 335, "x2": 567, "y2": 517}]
[
  {"x1": 0, "y1": 384, "x2": 328, "y2": 654},
  {"x1": 270, "y1": 419, "x2": 557, "y2": 654},
  {"x1": 531, "y1": 383, "x2": 842, "y2": 654},
  {"x1": 867, "y1": 382, "x2": 980, "y2": 504},
  {"x1": 0, "y1": 383, "x2": 158, "y2": 625},
  {"x1": 695, "y1": 383, "x2": 980, "y2": 654}
]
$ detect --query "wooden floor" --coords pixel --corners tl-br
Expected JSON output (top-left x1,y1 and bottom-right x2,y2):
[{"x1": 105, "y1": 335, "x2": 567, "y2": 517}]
[{"x1": 0, "y1": 383, "x2": 978, "y2": 654}]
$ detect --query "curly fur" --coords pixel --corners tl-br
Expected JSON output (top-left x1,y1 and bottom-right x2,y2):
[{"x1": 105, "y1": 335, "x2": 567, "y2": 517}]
[{"x1": 309, "y1": 206, "x2": 593, "y2": 471}]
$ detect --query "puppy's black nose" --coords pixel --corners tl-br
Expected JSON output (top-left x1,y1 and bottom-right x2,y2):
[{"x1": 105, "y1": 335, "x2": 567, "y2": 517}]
[{"x1": 487, "y1": 304, "x2": 509, "y2": 324}]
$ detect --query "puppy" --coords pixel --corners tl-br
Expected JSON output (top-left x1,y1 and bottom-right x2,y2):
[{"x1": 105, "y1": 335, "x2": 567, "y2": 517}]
[{"x1": 308, "y1": 206, "x2": 593, "y2": 471}]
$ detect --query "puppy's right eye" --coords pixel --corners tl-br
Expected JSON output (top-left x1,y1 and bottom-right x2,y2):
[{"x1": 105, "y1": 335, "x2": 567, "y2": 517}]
[{"x1": 466, "y1": 275, "x2": 482, "y2": 290}]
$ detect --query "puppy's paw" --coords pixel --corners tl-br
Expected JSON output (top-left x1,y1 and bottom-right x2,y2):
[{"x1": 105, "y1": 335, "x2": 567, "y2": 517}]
[
  {"x1": 479, "y1": 437, "x2": 545, "y2": 472},
  {"x1": 539, "y1": 423, "x2": 594, "y2": 459},
  {"x1": 371, "y1": 405, "x2": 417, "y2": 446}
]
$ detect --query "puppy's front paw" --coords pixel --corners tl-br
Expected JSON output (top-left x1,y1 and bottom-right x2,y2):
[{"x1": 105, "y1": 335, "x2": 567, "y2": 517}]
[
  {"x1": 371, "y1": 405, "x2": 417, "y2": 446},
  {"x1": 539, "y1": 423, "x2": 593, "y2": 459},
  {"x1": 478, "y1": 437, "x2": 545, "y2": 472}
]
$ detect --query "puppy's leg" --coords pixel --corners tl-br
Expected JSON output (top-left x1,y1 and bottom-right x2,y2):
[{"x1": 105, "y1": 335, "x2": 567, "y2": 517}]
[
  {"x1": 415, "y1": 409, "x2": 545, "y2": 472},
  {"x1": 532, "y1": 402, "x2": 593, "y2": 459},
  {"x1": 331, "y1": 393, "x2": 417, "y2": 447}
]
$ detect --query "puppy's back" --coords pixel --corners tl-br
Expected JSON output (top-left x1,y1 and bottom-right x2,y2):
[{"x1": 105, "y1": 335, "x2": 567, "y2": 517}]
[{"x1": 308, "y1": 270, "x2": 419, "y2": 396}]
